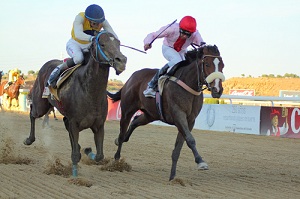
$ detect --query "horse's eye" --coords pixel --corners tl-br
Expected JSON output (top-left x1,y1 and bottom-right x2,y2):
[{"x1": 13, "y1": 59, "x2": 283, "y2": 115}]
[{"x1": 205, "y1": 63, "x2": 210, "y2": 67}]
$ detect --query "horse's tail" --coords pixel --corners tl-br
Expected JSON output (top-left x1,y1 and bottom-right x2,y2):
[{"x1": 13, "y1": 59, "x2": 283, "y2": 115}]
[{"x1": 106, "y1": 89, "x2": 122, "y2": 102}]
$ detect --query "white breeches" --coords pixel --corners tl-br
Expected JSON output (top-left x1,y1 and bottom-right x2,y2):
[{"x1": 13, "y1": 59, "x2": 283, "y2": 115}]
[
  {"x1": 66, "y1": 39, "x2": 92, "y2": 64},
  {"x1": 162, "y1": 44, "x2": 186, "y2": 68}
]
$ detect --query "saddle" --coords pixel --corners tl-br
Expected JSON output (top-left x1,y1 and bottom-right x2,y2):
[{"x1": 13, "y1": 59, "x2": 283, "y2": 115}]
[
  {"x1": 44, "y1": 53, "x2": 90, "y2": 100},
  {"x1": 47, "y1": 64, "x2": 81, "y2": 100}
]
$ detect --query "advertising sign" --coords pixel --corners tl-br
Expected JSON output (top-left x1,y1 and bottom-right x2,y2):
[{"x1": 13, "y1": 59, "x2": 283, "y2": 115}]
[
  {"x1": 229, "y1": 89, "x2": 255, "y2": 96},
  {"x1": 194, "y1": 104, "x2": 261, "y2": 134},
  {"x1": 260, "y1": 106, "x2": 300, "y2": 138}
]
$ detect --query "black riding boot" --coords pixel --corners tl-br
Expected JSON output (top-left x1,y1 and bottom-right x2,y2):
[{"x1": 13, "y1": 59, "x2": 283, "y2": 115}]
[
  {"x1": 48, "y1": 58, "x2": 75, "y2": 88},
  {"x1": 148, "y1": 64, "x2": 169, "y2": 89},
  {"x1": 143, "y1": 64, "x2": 169, "y2": 98}
]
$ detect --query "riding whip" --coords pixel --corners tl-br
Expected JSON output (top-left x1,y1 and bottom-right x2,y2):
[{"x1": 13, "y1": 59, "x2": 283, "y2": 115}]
[
  {"x1": 121, "y1": 44, "x2": 147, "y2": 54},
  {"x1": 149, "y1": 19, "x2": 177, "y2": 46}
]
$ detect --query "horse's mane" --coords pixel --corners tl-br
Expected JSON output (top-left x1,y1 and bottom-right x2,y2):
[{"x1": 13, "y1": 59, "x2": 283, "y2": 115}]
[
  {"x1": 172, "y1": 45, "x2": 220, "y2": 71},
  {"x1": 185, "y1": 45, "x2": 219, "y2": 62}
]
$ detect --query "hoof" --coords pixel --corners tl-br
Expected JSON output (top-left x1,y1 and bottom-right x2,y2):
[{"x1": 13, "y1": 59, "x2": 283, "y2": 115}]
[
  {"x1": 72, "y1": 164, "x2": 78, "y2": 177},
  {"x1": 115, "y1": 138, "x2": 119, "y2": 146},
  {"x1": 197, "y1": 162, "x2": 209, "y2": 170},
  {"x1": 84, "y1": 147, "x2": 92, "y2": 156},
  {"x1": 23, "y1": 138, "x2": 34, "y2": 145}
]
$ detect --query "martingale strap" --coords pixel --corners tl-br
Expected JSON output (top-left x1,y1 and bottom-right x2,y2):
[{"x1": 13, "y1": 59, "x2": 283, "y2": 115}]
[{"x1": 169, "y1": 76, "x2": 202, "y2": 96}]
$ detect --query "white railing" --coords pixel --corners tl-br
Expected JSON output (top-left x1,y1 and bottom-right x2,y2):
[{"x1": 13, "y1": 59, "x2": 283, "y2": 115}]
[{"x1": 204, "y1": 94, "x2": 300, "y2": 107}]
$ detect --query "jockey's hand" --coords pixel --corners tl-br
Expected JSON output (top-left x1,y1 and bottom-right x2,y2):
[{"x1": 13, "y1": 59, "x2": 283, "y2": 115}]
[
  {"x1": 90, "y1": 36, "x2": 96, "y2": 43},
  {"x1": 144, "y1": 44, "x2": 152, "y2": 51}
]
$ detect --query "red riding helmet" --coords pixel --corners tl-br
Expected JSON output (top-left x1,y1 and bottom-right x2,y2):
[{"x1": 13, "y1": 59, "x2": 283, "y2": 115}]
[{"x1": 179, "y1": 16, "x2": 197, "y2": 33}]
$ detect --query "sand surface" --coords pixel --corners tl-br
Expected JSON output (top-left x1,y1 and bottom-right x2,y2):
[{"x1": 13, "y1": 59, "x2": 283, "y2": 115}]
[{"x1": 0, "y1": 111, "x2": 299, "y2": 199}]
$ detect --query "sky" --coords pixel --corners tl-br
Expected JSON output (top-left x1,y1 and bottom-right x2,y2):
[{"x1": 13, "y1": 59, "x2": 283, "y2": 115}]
[{"x1": 1, "y1": 0, "x2": 300, "y2": 82}]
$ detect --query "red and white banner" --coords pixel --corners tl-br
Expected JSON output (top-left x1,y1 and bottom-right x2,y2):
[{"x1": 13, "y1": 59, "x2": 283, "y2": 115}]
[
  {"x1": 229, "y1": 89, "x2": 255, "y2": 96},
  {"x1": 260, "y1": 106, "x2": 300, "y2": 138}
]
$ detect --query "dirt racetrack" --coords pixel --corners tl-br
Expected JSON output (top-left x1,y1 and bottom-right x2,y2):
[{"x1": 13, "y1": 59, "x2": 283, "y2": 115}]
[{"x1": 0, "y1": 111, "x2": 299, "y2": 199}]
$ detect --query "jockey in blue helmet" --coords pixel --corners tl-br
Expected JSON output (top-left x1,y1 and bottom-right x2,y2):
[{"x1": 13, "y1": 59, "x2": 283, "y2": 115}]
[
  {"x1": 47, "y1": 4, "x2": 118, "y2": 88},
  {"x1": 85, "y1": 4, "x2": 105, "y2": 23}
]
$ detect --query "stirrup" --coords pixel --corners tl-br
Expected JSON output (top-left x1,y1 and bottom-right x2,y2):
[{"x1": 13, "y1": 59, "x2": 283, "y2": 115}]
[{"x1": 143, "y1": 88, "x2": 156, "y2": 98}]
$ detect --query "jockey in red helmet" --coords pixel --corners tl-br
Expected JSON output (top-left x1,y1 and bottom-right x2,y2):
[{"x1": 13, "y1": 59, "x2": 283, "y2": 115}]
[{"x1": 143, "y1": 16, "x2": 205, "y2": 98}]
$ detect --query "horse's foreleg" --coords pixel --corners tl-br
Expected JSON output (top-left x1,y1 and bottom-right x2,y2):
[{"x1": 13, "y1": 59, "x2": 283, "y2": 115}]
[
  {"x1": 16, "y1": 98, "x2": 19, "y2": 107},
  {"x1": 184, "y1": 130, "x2": 208, "y2": 171},
  {"x1": 64, "y1": 117, "x2": 81, "y2": 177},
  {"x1": 8, "y1": 97, "x2": 12, "y2": 108},
  {"x1": 169, "y1": 132, "x2": 185, "y2": 181},
  {"x1": 175, "y1": 119, "x2": 208, "y2": 175},
  {"x1": 93, "y1": 124, "x2": 105, "y2": 162},
  {"x1": 24, "y1": 111, "x2": 36, "y2": 145}
]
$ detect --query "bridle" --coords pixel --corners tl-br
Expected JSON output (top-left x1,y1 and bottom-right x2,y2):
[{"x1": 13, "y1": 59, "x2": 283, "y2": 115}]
[
  {"x1": 193, "y1": 46, "x2": 224, "y2": 92},
  {"x1": 90, "y1": 30, "x2": 115, "y2": 66}
]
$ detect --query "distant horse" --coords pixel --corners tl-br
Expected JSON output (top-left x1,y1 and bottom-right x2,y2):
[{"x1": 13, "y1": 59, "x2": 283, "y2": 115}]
[
  {"x1": 0, "y1": 75, "x2": 25, "y2": 108},
  {"x1": 23, "y1": 31, "x2": 127, "y2": 176},
  {"x1": 107, "y1": 44, "x2": 225, "y2": 181}
]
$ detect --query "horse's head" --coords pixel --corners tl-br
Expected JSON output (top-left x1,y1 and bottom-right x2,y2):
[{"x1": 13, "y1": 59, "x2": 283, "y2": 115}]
[
  {"x1": 17, "y1": 74, "x2": 26, "y2": 86},
  {"x1": 91, "y1": 31, "x2": 127, "y2": 75},
  {"x1": 199, "y1": 45, "x2": 225, "y2": 98}
]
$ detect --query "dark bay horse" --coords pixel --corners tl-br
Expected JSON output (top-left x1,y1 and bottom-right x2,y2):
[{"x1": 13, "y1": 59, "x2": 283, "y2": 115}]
[
  {"x1": 23, "y1": 31, "x2": 127, "y2": 176},
  {"x1": 0, "y1": 75, "x2": 25, "y2": 108},
  {"x1": 107, "y1": 45, "x2": 225, "y2": 181}
]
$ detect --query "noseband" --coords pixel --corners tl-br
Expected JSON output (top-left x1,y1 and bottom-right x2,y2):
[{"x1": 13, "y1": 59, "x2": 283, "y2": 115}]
[{"x1": 91, "y1": 31, "x2": 115, "y2": 66}]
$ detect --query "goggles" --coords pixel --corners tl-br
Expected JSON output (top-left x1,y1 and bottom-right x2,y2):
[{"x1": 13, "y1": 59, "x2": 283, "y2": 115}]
[
  {"x1": 89, "y1": 21, "x2": 100, "y2": 26},
  {"x1": 179, "y1": 29, "x2": 192, "y2": 38}
]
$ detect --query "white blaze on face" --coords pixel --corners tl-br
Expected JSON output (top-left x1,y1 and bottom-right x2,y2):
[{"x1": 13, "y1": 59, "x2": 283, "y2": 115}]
[
  {"x1": 213, "y1": 58, "x2": 221, "y2": 92},
  {"x1": 110, "y1": 37, "x2": 115, "y2": 41},
  {"x1": 205, "y1": 58, "x2": 225, "y2": 92}
]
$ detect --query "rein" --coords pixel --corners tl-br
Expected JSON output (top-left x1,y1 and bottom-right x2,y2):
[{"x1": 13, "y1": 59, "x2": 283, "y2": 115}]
[
  {"x1": 168, "y1": 47, "x2": 223, "y2": 96},
  {"x1": 192, "y1": 46, "x2": 223, "y2": 93},
  {"x1": 90, "y1": 31, "x2": 115, "y2": 66},
  {"x1": 200, "y1": 54, "x2": 222, "y2": 91}
]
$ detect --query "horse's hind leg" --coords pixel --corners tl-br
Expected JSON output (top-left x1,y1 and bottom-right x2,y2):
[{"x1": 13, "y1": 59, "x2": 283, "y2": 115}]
[
  {"x1": 24, "y1": 108, "x2": 37, "y2": 145},
  {"x1": 169, "y1": 132, "x2": 185, "y2": 181},
  {"x1": 124, "y1": 113, "x2": 153, "y2": 142},
  {"x1": 114, "y1": 109, "x2": 138, "y2": 160},
  {"x1": 115, "y1": 113, "x2": 153, "y2": 160}
]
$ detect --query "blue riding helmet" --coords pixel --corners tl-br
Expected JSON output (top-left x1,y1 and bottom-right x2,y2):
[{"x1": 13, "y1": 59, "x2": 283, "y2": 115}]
[{"x1": 85, "y1": 4, "x2": 105, "y2": 23}]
